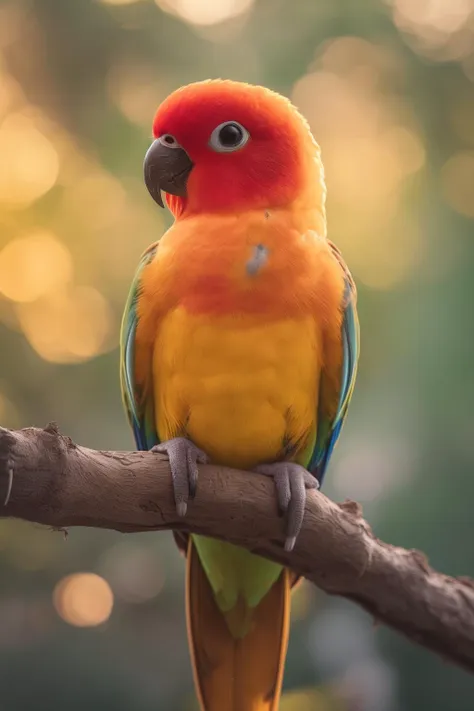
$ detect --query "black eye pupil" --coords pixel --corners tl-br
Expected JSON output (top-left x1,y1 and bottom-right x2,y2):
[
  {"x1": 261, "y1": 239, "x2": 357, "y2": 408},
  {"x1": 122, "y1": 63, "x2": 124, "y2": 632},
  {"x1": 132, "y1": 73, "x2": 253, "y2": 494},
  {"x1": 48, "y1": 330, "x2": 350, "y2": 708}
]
[
  {"x1": 219, "y1": 123, "x2": 243, "y2": 147},
  {"x1": 164, "y1": 135, "x2": 175, "y2": 145}
]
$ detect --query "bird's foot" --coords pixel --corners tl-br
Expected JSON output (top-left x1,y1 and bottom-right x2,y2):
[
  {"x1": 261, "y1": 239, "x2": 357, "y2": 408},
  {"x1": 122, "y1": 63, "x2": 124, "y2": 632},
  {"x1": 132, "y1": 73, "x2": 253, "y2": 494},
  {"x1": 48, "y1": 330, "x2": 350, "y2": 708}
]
[
  {"x1": 151, "y1": 438, "x2": 209, "y2": 517},
  {"x1": 254, "y1": 462, "x2": 319, "y2": 552}
]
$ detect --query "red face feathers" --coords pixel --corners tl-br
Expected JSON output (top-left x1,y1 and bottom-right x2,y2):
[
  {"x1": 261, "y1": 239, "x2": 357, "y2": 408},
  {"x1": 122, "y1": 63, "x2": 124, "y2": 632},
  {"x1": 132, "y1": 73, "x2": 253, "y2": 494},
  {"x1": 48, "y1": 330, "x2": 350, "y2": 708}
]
[{"x1": 144, "y1": 80, "x2": 324, "y2": 218}]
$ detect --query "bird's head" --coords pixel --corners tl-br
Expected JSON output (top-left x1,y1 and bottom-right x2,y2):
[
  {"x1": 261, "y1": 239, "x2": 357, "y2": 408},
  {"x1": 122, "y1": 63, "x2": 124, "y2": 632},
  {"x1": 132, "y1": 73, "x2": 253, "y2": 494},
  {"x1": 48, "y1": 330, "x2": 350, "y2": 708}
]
[{"x1": 144, "y1": 79, "x2": 325, "y2": 218}]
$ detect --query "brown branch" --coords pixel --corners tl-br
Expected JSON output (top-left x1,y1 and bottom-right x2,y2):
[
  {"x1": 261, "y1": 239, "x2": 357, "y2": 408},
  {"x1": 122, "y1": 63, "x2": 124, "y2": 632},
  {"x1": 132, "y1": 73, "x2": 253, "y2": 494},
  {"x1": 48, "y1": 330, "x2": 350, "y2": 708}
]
[{"x1": 1, "y1": 424, "x2": 473, "y2": 673}]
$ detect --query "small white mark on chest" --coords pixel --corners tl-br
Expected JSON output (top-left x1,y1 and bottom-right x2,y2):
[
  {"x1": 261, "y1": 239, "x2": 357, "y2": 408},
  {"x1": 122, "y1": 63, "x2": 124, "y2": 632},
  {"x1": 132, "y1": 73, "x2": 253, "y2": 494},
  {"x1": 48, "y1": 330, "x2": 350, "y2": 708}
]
[{"x1": 246, "y1": 244, "x2": 269, "y2": 276}]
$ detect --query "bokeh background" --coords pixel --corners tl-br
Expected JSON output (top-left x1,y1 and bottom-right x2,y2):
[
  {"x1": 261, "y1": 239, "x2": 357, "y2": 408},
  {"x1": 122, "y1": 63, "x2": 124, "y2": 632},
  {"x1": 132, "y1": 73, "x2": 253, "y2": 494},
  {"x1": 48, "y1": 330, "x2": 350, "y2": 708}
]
[{"x1": 1, "y1": 0, "x2": 474, "y2": 709}]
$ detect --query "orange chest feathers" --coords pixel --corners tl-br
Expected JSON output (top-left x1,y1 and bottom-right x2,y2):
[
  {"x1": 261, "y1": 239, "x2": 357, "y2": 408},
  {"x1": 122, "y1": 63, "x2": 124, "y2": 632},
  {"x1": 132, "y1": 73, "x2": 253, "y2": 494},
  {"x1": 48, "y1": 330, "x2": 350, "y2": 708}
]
[{"x1": 137, "y1": 211, "x2": 345, "y2": 469}]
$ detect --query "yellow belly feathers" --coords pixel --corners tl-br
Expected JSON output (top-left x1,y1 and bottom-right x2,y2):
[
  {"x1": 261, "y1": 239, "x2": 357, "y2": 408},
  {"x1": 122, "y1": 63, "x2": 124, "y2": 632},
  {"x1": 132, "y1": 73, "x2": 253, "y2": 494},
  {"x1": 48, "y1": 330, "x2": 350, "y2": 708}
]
[{"x1": 153, "y1": 306, "x2": 320, "y2": 469}]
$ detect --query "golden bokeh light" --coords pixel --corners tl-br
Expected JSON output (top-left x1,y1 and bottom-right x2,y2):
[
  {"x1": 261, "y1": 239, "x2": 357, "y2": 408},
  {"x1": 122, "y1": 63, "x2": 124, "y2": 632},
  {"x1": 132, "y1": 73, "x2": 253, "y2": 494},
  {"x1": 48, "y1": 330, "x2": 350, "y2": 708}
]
[
  {"x1": 155, "y1": 0, "x2": 255, "y2": 27},
  {"x1": 107, "y1": 61, "x2": 165, "y2": 128},
  {"x1": 441, "y1": 151, "x2": 474, "y2": 218},
  {"x1": 292, "y1": 37, "x2": 426, "y2": 290},
  {"x1": 390, "y1": 0, "x2": 474, "y2": 60},
  {"x1": 54, "y1": 165, "x2": 162, "y2": 286},
  {"x1": 394, "y1": 0, "x2": 472, "y2": 35},
  {"x1": 17, "y1": 285, "x2": 114, "y2": 363},
  {"x1": 53, "y1": 573, "x2": 114, "y2": 627},
  {"x1": 385, "y1": 126, "x2": 426, "y2": 175},
  {"x1": 0, "y1": 111, "x2": 59, "y2": 207},
  {"x1": 54, "y1": 134, "x2": 102, "y2": 188},
  {"x1": 60, "y1": 170, "x2": 127, "y2": 230},
  {"x1": 0, "y1": 231, "x2": 73, "y2": 303}
]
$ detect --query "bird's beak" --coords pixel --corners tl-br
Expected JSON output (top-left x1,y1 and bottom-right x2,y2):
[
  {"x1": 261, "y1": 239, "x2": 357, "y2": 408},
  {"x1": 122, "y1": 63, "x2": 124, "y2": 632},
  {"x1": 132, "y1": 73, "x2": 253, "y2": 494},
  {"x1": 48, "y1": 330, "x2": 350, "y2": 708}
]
[{"x1": 143, "y1": 139, "x2": 194, "y2": 208}]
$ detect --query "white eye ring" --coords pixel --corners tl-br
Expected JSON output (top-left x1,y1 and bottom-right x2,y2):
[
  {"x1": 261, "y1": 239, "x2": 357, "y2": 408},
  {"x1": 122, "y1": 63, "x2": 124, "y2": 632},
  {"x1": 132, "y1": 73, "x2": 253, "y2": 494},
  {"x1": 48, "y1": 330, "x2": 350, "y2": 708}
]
[
  {"x1": 209, "y1": 121, "x2": 250, "y2": 153},
  {"x1": 158, "y1": 134, "x2": 180, "y2": 148}
]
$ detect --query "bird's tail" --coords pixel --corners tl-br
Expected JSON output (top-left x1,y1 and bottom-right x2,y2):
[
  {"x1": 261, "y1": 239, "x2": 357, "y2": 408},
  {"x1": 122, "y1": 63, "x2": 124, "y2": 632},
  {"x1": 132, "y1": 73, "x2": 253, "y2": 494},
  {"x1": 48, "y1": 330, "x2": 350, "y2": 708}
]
[{"x1": 185, "y1": 538, "x2": 290, "y2": 711}]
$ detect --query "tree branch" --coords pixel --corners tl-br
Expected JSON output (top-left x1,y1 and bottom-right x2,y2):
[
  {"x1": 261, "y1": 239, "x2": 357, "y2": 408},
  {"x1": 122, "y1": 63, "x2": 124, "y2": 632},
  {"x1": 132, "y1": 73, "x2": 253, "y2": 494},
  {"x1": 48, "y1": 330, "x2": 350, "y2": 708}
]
[{"x1": 1, "y1": 424, "x2": 473, "y2": 673}]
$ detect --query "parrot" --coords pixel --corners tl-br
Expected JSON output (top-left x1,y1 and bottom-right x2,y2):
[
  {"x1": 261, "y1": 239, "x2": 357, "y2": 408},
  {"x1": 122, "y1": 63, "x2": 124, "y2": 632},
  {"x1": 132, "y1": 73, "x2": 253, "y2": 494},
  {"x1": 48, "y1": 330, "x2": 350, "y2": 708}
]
[{"x1": 120, "y1": 79, "x2": 359, "y2": 711}]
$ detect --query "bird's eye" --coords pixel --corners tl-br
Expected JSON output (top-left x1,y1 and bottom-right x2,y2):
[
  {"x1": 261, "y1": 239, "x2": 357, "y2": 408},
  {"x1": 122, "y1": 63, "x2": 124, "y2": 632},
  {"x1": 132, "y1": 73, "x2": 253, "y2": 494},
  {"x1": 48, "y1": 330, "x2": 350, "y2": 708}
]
[
  {"x1": 209, "y1": 121, "x2": 249, "y2": 153},
  {"x1": 158, "y1": 134, "x2": 180, "y2": 148}
]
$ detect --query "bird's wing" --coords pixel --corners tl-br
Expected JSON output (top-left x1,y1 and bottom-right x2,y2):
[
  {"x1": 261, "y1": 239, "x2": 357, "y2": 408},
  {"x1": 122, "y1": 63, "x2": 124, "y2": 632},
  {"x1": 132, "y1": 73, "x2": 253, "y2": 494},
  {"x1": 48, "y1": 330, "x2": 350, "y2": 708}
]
[
  {"x1": 120, "y1": 241, "x2": 160, "y2": 451},
  {"x1": 309, "y1": 241, "x2": 360, "y2": 484}
]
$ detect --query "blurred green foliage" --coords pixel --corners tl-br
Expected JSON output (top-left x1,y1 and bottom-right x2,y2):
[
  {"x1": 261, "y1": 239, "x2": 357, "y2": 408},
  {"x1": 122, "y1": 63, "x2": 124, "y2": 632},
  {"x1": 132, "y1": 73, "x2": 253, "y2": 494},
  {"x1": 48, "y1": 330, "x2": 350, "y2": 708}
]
[{"x1": 1, "y1": 0, "x2": 474, "y2": 709}]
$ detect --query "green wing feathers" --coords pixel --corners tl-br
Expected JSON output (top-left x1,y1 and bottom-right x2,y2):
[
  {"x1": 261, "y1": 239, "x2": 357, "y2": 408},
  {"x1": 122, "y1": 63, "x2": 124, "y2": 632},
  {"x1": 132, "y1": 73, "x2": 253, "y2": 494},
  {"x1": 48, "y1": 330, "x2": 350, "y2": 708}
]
[
  {"x1": 309, "y1": 241, "x2": 360, "y2": 483},
  {"x1": 120, "y1": 242, "x2": 159, "y2": 451}
]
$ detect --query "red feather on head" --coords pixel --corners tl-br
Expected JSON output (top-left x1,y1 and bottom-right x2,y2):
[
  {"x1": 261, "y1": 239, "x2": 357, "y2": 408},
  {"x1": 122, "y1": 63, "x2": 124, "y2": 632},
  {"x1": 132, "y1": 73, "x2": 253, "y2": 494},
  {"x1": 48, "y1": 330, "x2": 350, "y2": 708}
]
[{"x1": 151, "y1": 79, "x2": 320, "y2": 217}]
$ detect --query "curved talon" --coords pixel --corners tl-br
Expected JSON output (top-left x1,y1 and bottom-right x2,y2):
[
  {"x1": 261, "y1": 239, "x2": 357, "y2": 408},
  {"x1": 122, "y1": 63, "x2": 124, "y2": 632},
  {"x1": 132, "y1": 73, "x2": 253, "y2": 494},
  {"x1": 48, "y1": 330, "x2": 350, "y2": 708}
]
[
  {"x1": 255, "y1": 462, "x2": 318, "y2": 551},
  {"x1": 152, "y1": 437, "x2": 209, "y2": 516}
]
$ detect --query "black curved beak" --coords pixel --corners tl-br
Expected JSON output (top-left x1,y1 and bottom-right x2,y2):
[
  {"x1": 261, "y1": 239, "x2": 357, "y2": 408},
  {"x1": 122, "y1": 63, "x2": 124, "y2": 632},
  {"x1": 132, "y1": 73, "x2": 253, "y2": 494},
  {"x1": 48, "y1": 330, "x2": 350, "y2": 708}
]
[{"x1": 144, "y1": 139, "x2": 193, "y2": 208}]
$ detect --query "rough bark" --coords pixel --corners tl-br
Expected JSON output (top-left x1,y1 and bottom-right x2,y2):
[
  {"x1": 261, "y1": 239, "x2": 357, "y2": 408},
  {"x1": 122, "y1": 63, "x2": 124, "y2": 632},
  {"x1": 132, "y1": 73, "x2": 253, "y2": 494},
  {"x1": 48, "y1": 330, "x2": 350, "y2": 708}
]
[{"x1": 1, "y1": 424, "x2": 473, "y2": 673}]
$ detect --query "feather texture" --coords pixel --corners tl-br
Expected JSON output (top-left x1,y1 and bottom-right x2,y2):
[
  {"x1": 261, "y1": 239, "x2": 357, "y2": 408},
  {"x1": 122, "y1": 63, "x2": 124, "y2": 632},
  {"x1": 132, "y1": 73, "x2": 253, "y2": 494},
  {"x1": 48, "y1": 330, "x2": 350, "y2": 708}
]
[
  {"x1": 309, "y1": 241, "x2": 360, "y2": 483},
  {"x1": 120, "y1": 241, "x2": 159, "y2": 451},
  {"x1": 186, "y1": 538, "x2": 290, "y2": 711},
  {"x1": 119, "y1": 78, "x2": 360, "y2": 711}
]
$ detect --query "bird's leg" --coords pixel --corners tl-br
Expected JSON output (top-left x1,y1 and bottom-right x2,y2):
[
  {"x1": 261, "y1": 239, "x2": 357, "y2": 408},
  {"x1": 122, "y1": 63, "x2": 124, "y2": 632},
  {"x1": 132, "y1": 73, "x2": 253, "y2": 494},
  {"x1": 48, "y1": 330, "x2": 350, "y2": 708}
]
[
  {"x1": 151, "y1": 437, "x2": 209, "y2": 517},
  {"x1": 254, "y1": 462, "x2": 319, "y2": 552}
]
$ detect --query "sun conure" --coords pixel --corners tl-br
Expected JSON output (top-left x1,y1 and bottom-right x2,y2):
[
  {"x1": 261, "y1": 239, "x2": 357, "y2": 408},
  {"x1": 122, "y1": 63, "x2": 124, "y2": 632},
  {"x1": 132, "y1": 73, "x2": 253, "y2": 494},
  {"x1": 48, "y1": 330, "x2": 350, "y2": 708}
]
[{"x1": 120, "y1": 79, "x2": 359, "y2": 711}]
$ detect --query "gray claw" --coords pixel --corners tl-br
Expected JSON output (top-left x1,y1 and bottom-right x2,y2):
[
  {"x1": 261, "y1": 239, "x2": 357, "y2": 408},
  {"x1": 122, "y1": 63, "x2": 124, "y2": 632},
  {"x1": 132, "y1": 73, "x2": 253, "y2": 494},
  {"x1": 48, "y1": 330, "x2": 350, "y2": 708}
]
[
  {"x1": 152, "y1": 437, "x2": 209, "y2": 516},
  {"x1": 255, "y1": 462, "x2": 318, "y2": 551}
]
